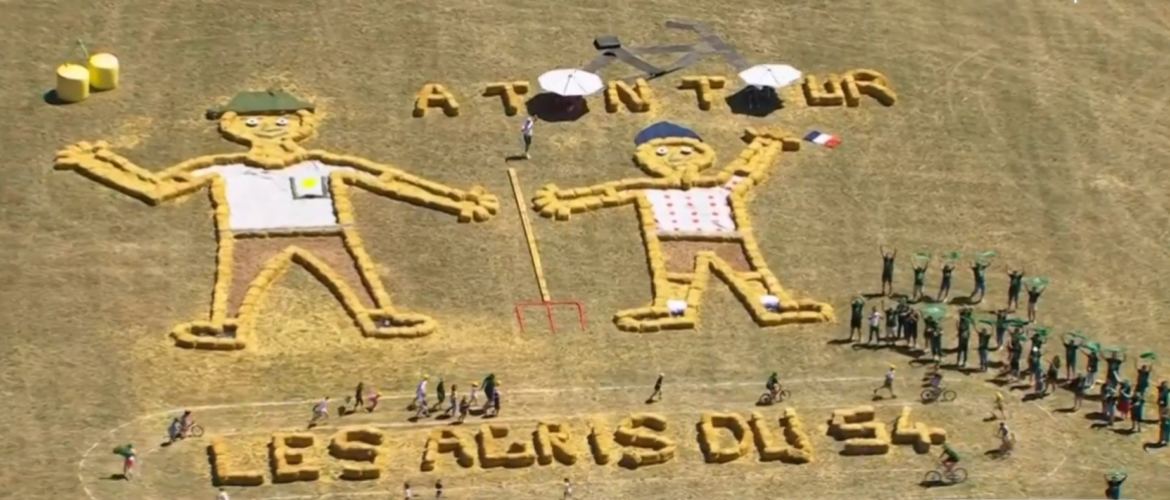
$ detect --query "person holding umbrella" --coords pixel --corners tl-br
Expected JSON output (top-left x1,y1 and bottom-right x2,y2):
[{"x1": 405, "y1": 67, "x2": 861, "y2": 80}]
[
  {"x1": 1136, "y1": 352, "x2": 1156, "y2": 396},
  {"x1": 936, "y1": 252, "x2": 958, "y2": 303},
  {"x1": 1025, "y1": 277, "x2": 1049, "y2": 322},
  {"x1": 910, "y1": 253, "x2": 930, "y2": 302}
]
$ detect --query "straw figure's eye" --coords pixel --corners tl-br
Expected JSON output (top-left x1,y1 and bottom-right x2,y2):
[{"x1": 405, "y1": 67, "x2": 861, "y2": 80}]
[
  {"x1": 275, "y1": 117, "x2": 289, "y2": 127},
  {"x1": 680, "y1": 146, "x2": 694, "y2": 155},
  {"x1": 245, "y1": 117, "x2": 260, "y2": 127},
  {"x1": 655, "y1": 147, "x2": 669, "y2": 156}
]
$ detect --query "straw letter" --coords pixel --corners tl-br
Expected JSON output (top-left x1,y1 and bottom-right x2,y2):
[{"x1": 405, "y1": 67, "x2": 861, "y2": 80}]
[
  {"x1": 801, "y1": 74, "x2": 845, "y2": 107},
  {"x1": 678, "y1": 76, "x2": 727, "y2": 111},
  {"x1": 329, "y1": 427, "x2": 383, "y2": 480},
  {"x1": 413, "y1": 83, "x2": 460, "y2": 117},
  {"x1": 483, "y1": 81, "x2": 530, "y2": 116},
  {"x1": 841, "y1": 69, "x2": 897, "y2": 107},
  {"x1": 605, "y1": 79, "x2": 655, "y2": 113}
]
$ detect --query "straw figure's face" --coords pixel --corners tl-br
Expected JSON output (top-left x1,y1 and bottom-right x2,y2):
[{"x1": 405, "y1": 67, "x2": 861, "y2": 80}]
[
  {"x1": 218, "y1": 109, "x2": 317, "y2": 148},
  {"x1": 634, "y1": 137, "x2": 715, "y2": 178}
]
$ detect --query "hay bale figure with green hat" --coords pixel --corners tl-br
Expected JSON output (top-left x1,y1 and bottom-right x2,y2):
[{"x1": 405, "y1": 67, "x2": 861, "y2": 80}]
[
  {"x1": 54, "y1": 89, "x2": 500, "y2": 349},
  {"x1": 531, "y1": 123, "x2": 833, "y2": 332}
]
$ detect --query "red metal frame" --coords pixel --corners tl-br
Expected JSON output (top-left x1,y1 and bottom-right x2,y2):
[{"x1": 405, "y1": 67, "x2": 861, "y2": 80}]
[{"x1": 514, "y1": 300, "x2": 586, "y2": 333}]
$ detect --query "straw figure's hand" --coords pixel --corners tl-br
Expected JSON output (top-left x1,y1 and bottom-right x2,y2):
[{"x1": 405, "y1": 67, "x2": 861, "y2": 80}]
[
  {"x1": 532, "y1": 184, "x2": 571, "y2": 220},
  {"x1": 54, "y1": 140, "x2": 113, "y2": 171},
  {"x1": 457, "y1": 185, "x2": 499, "y2": 223}
]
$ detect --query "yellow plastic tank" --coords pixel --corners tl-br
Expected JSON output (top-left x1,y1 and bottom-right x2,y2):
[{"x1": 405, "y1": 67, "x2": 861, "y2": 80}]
[
  {"x1": 55, "y1": 63, "x2": 90, "y2": 103},
  {"x1": 87, "y1": 53, "x2": 119, "y2": 91}
]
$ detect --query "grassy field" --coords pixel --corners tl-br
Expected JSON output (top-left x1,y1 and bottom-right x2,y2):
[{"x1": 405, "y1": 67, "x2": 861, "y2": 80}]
[{"x1": 3, "y1": 0, "x2": 1170, "y2": 499}]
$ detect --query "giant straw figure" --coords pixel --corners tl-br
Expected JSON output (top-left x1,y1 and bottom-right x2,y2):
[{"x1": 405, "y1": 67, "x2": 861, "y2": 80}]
[
  {"x1": 532, "y1": 122, "x2": 833, "y2": 332},
  {"x1": 55, "y1": 90, "x2": 499, "y2": 350}
]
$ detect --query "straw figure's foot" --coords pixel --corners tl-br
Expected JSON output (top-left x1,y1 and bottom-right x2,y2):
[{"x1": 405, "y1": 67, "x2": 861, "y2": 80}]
[
  {"x1": 361, "y1": 309, "x2": 438, "y2": 339},
  {"x1": 170, "y1": 320, "x2": 247, "y2": 351},
  {"x1": 754, "y1": 300, "x2": 835, "y2": 326},
  {"x1": 613, "y1": 305, "x2": 696, "y2": 333}
]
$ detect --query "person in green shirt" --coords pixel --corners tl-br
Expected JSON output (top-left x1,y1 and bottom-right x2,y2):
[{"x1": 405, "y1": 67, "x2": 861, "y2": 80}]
[
  {"x1": 1135, "y1": 360, "x2": 1153, "y2": 396},
  {"x1": 911, "y1": 257, "x2": 929, "y2": 302},
  {"x1": 114, "y1": 444, "x2": 136, "y2": 480},
  {"x1": 955, "y1": 311, "x2": 972, "y2": 368},
  {"x1": 938, "y1": 443, "x2": 960, "y2": 475},
  {"x1": 884, "y1": 302, "x2": 899, "y2": 344},
  {"x1": 482, "y1": 373, "x2": 497, "y2": 407},
  {"x1": 928, "y1": 322, "x2": 944, "y2": 362},
  {"x1": 1086, "y1": 348, "x2": 1102, "y2": 389},
  {"x1": 977, "y1": 328, "x2": 992, "y2": 372},
  {"x1": 1025, "y1": 279, "x2": 1046, "y2": 322},
  {"x1": 879, "y1": 246, "x2": 897, "y2": 297},
  {"x1": 1104, "y1": 471, "x2": 1128, "y2": 500},
  {"x1": 1063, "y1": 336, "x2": 1079, "y2": 381},
  {"x1": 849, "y1": 296, "x2": 865, "y2": 342},
  {"x1": 1005, "y1": 267, "x2": 1025, "y2": 311},
  {"x1": 435, "y1": 378, "x2": 446, "y2": 412},
  {"x1": 1159, "y1": 413, "x2": 1170, "y2": 447},
  {"x1": 1131, "y1": 394, "x2": 1146, "y2": 432},
  {"x1": 993, "y1": 309, "x2": 1009, "y2": 350},
  {"x1": 936, "y1": 259, "x2": 955, "y2": 303},
  {"x1": 1158, "y1": 381, "x2": 1169, "y2": 418},
  {"x1": 968, "y1": 258, "x2": 991, "y2": 303}
]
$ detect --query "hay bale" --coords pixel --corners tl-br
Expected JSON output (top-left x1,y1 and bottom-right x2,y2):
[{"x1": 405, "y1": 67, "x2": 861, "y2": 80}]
[
  {"x1": 476, "y1": 425, "x2": 536, "y2": 469},
  {"x1": 841, "y1": 438, "x2": 890, "y2": 456},
  {"x1": 421, "y1": 429, "x2": 475, "y2": 471},
  {"x1": 413, "y1": 83, "x2": 460, "y2": 117},
  {"x1": 482, "y1": 81, "x2": 530, "y2": 116},
  {"x1": 535, "y1": 422, "x2": 579, "y2": 466},
  {"x1": 802, "y1": 74, "x2": 845, "y2": 107},
  {"x1": 842, "y1": 69, "x2": 897, "y2": 107}
]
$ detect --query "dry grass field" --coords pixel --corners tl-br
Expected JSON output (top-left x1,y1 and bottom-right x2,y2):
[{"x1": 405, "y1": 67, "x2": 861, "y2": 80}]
[{"x1": 3, "y1": 0, "x2": 1170, "y2": 499}]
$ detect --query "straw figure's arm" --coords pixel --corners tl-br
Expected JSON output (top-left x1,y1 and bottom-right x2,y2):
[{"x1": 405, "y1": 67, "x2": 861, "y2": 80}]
[
  {"x1": 320, "y1": 153, "x2": 499, "y2": 223},
  {"x1": 715, "y1": 127, "x2": 799, "y2": 196},
  {"x1": 531, "y1": 180, "x2": 643, "y2": 220},
  {"x1": 54, "y1": 140, "x2": 229, "y2": 205}
]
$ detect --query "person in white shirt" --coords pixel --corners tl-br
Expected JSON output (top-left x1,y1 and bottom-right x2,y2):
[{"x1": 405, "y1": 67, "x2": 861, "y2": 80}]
[
  {"x1": 415, "y1": 377, "x2": 430, "y2": 418},
  {"x1": 216, "y1": 488, "x2": 230, "y2": 500},
  {"x1": 868, "y1": 307, "x2": 883, "y2": 344},
  {"x1": 563, "y1": 477, "x2": 572, "y2": 500},
  {"x1": 873, "y1": 365, "x2": 897, "y2": 399},
  {"x1": 520, "y1": 116, "x2": 535, "y2": 159},
  {"x1": 309, "y1": 397, "x2": 329, "y2": 428}
]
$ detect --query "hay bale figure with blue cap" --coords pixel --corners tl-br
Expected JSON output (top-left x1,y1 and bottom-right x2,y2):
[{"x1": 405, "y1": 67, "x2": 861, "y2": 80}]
[
  {"x1": 531, "y1": 122, "x2": 833, "y2": 332},
  {"x1": 54, "y1": 89, "x2": 500, "y2": 350}
]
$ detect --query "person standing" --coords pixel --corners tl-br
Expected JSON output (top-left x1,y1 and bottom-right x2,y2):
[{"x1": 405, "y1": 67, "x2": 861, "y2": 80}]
[
  {"x1": 868, "y1": 306, "x2": 883, "y2": 345},
  {"x1": 563, "y1": 478, "x2": 573, "y2": 500},
  {"x1": 849, "y1": 296, "x2": 865, "y2": 342},
  {"x1": 435, "y1": 378, "x2": 446, "y2": 413},
  {"x1": 1005, "y1": 268, "x2": 1025, "y2": 311},
  {"x1": 353, "y1": 382, "x2": 365, "y2": 412},
  {"x1": 520, "y1": 116, "x2": 536, "y2": 159},
  {"x1": 435, "y1": 480, "x2": 444, "y2": 499},
  {"x1": 879, "y1": 246, "x2": 897, "y2": 296},
  {"x1": 404, "y1": 482, "x2": 413, "y2": 500},
  {"x1": 977, "y1": 328, "x2": 992, "y2": 372},
  {"x1": 216, "y1": 488, "x2": 231, "y2": 500},
  {"x1": 936, "y1": 258, "x2": 955, "y2": 302}
]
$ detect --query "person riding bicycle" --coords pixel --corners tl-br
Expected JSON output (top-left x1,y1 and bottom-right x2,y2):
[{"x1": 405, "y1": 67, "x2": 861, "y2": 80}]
[
  {"x1": 180, "y1": 410, "x2": 194, "y2": 438},
  {"x1": 766, "y1": 372, "x2": 781, "y2": 400},
  {"x1": 939, "y1": 443, "x2": 960, "y2": 474},
  {"x1": 928, "y1": 371, "x2": 943, "y2": 397},
  {"x1": 167, "y1": 418, "x2": 182, "y2": 444}
]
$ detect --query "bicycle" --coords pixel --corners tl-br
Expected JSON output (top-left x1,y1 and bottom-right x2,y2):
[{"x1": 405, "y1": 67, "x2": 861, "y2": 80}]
[
  {"x1": 757, "y1": 388, "x2": 791, "y2": 405},
  {"x1": 920, "y1": 386, "x2": 957, "y2": 403},
  {"x1": 923, "y1": 464, "x2": 968, "y2": 484}
]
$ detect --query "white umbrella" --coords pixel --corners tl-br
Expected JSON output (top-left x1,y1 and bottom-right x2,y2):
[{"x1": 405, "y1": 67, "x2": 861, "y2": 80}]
[
  {"x1": 737, "y1": 64, "x2": 803, "y2": 88},
  {"x1": 537, "y1": 69, "x2": 604, "y2": 97}
]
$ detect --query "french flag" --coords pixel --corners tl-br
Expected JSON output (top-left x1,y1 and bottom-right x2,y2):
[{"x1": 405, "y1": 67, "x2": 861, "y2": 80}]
[{"x1": 803, "y1": 130, "x2": 841, "y2": 149}]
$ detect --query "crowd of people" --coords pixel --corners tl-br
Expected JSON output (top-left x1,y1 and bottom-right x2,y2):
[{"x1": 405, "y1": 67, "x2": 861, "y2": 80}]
[
  {"x1": 306, "y1": 373, "x2": 505, "y2": 429},
  {"x1": 847, "y1": 247, "x2": 1163, "y2": 498}
]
